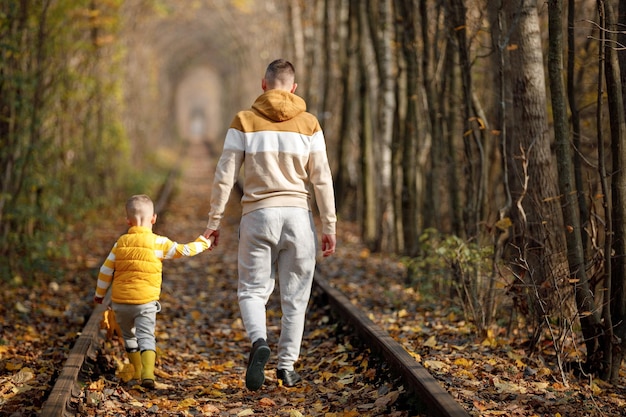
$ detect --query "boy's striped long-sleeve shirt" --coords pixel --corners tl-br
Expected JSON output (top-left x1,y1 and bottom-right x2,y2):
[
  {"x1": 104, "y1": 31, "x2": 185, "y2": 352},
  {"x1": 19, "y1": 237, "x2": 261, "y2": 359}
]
[{"x1": 94, "y1": 226, "x2": 211, "y2": 304}]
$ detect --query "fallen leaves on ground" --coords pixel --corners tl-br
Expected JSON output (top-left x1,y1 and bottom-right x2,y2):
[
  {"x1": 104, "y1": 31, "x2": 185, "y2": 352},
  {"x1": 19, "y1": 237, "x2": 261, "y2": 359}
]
[
  {"x1": 320, "y1": 222, "x2": 626, "y2": 416},
  {"x1": 2, "y1": 141, "x2": 625, "y2": 416}
]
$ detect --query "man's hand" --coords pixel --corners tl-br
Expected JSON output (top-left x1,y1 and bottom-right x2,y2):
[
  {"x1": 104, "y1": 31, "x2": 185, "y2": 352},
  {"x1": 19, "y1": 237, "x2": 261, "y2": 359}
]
[
  {"x1": 321, "y1": 234, "x2": 336, "y2": 257},
  {"x1": 203, "y1": 228, "x2": 220, "y2": 247},
  {"x1": 94, "y1": 296, "x2": 104, "y2": 304}
]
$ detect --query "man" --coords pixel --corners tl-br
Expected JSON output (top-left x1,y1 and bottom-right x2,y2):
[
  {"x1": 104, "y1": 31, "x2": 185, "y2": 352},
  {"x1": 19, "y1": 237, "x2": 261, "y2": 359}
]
[{"x1": 203, "y1": 59, "x2": 337, "y2": 390}]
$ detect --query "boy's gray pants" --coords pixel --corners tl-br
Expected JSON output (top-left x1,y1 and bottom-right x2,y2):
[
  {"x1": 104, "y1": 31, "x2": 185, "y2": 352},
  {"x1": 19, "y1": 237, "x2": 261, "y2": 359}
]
[{"x1": 112, "y1": 301, "x2": 161, "y2": 352}]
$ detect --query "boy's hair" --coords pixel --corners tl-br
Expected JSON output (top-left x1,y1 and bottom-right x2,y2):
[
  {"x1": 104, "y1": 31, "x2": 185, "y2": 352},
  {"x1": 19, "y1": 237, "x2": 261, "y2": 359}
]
[
  {"x1": 264, "y1": 59, "x2": 295, "y2": 88},
  {"x1": 126, "y1": 194, "x2": 154, "y2": 218}
]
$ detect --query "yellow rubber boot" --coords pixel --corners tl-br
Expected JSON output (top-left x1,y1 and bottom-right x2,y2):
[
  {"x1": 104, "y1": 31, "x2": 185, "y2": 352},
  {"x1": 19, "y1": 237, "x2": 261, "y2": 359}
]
[
  {"x1": 127, "y1": 351, "x2": 142, "y2": 380},
  {"x1": 141, "y1": 350, "x2": 156, "y2": 389}
]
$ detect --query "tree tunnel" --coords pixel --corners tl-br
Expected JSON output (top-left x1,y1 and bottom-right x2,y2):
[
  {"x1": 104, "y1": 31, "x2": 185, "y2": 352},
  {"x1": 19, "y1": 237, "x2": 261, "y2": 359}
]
[{"x1": 118, "y1": 1, "x2": 289, "y2": 160}]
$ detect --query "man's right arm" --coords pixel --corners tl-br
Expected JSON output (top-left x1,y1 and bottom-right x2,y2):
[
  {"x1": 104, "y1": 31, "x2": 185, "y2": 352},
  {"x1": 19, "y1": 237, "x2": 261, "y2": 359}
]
[{"x1": 205, "y1": 127, "x2": 245, "y2": 239}]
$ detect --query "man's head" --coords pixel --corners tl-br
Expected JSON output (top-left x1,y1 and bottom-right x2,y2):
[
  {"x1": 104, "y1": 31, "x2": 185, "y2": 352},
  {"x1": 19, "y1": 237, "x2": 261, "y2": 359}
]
[
  {"x1": 262, "y1": 59, "x2": 297, "y2": 93},
  {"x1": 126, "y1": 194, "x2": 157, "y2": 227}
]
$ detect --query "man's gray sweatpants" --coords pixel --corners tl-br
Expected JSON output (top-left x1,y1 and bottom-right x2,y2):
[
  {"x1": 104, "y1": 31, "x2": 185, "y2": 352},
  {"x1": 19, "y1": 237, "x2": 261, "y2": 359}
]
[{"x1": 238, "y1": 207, "x2": 317, "y2": 371}]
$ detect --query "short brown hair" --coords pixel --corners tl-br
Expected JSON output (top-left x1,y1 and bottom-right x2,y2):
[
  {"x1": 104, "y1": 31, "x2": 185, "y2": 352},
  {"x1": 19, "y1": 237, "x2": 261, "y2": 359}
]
[
  {"x1": 264, "y1": 59, "x2": 295, "y2": 88},
  {"x1": 126, "y1": 194, "x2": 154, "y2": 218}
]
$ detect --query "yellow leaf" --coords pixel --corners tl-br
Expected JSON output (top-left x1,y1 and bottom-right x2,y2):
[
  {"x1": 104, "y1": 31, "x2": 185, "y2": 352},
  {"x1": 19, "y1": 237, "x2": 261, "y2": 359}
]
[
  {"x1": 453, "y1": 358, "x2": 472, "y2": 368},
  {"x1": 456, "y1": 369, "x2": 475, "y2": 379},
  {"x1": 118, "y1": 363, "x2": 135, "y2": 383},
  {"x1": 12, "y1": 368, "x2": 34, "y2": 384},
  {"x1": 423, "y1": 335, "x2": 437, "y2": 348},
  {"x1": 199, "y1": 388, "x2": 224, "y2": 397},
  {"x1": 101, "y1": 309, "x2": 123, "y2": 342},
  {"x1": 591, "y1": 381, "x2": 603, "y2": 395},
  {"x1": 506, "y1": 351, "x2": 524, "y2": 361},
  {"x1": 495, "y1": 217, "x2": 513, "y2": 231},
  {"x1": 406, "y1": 350, "x2": 421, "y2": 362},
  {"x1": 88, "y1": 378, "x2": 105, "y2": 391},
  {"x1": 6, "y1": 361, "x2": 23, "y2": 371},
  {"x1": 337, "y1": 374, "x2": 355, "y2": 385},
  {"x1": 424, "y1": 360, "x2": 447, "y2": 371},
  {"x1": 237, "y1": 409, "x2": 255, "y2": 416},
  {"x1": 15, "y1": 301, "x2": 30, "y2": 314},
  {"x1": 493, "y1": 380, "x2": 526, "y2": 394},
  {"x1": 320, "y1": 371, "x2": 334, "y2": 381},
  {"x1": 177, "y1": 398, "x2": 197, "y2": 410}
]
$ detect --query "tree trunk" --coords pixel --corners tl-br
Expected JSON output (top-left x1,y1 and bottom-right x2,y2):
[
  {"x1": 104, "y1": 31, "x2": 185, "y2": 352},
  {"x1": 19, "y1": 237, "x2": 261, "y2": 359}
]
[
  {"x1": 443, "y1": 21, "x2": 462, "y2": 237},
  {"x1": 358, "y1": 1, "x2": 377, "y2": 246},
  {"x1": 604, "y1": 0, "x2": 626, "y2": 383},
  {"x1": 367, "y1": 0, "x2": 396, "y2": 252},
  {"x1": 567, "y1": 0, "x2": 590, "y2": 254},
  {"x1": 503, "y1": 0, "x2": 569, "y2": 347},
  {"x1": 548, "y1": 0, "x2": 604, "y2": 376},
  {"x1": 449, "y1": 0, "x2": 482, "y2": 240},
  {"x1": 334, "y1": 0, "x2": 358, "y2": 217},
  {"x1": 395, "y1": 0, "x2": 419, "y2": 256},
  {"x1": 420, "y1": 0, "x2": 441, "y2": 232}
]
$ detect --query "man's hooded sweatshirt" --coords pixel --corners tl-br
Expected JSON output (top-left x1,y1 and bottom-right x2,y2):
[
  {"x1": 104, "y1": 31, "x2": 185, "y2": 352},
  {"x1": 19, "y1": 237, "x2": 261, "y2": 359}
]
[{"x1": 207, "y1": 89, "x2": 336, "y2": 235}]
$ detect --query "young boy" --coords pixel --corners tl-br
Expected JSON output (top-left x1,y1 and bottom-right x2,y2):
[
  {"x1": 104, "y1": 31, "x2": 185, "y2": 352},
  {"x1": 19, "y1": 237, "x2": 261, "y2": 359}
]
[{"x1": 94, "y1": 194, "x2": 212, "y2": 388}]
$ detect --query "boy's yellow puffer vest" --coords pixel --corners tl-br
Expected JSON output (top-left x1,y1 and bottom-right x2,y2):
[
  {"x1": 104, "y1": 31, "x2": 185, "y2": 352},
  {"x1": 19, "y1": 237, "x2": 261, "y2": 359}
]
[{"x1": 111, "y1": 227, "x2": 162, "y2": 304}]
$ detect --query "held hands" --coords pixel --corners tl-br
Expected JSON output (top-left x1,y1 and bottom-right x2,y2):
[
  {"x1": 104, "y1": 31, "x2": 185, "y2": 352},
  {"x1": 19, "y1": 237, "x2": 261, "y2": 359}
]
[
  {"x1": 203, "y1": 228, "x2": 220, "y2": 247},
  {"x1": 321, "y1": 234, "x2": 336, "y2": 257}
]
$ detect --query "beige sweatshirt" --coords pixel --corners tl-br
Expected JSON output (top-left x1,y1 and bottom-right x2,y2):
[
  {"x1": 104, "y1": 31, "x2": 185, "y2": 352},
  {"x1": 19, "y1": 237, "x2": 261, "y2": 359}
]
[{"x1": 207, "y1": 89, "x2": 336, "y2": 235}]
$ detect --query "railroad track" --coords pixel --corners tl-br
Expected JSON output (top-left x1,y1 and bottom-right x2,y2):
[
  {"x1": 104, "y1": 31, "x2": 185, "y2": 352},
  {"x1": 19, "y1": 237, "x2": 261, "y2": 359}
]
[{"x1": 39, "y1": 140, "x2": 470, "y2": 417}]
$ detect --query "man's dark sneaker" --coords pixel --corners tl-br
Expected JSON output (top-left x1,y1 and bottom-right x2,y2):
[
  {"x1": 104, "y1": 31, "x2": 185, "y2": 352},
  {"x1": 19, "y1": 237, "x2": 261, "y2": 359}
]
[
  {"x1": 276, "y1": 369, "x2": 302, "y2": 387},
  {"x1": 245, "y1": 339, "x2": 271, "y2": 390}
]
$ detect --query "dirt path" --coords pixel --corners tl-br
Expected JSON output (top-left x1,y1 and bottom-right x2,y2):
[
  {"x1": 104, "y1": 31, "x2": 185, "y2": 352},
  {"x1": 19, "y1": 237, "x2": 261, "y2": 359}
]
[{"x1": 78, "y1": 140, "x2": 411, "y2": 416}]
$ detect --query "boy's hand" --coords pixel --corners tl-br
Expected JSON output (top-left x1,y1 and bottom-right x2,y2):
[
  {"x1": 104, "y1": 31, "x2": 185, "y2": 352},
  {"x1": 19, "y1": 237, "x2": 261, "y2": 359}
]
[
  {"x1": 94, "y1": 296, "x2": 104, "y2": 304},
  {"x1": 203, "y1": 228, "x2": 220, "y2": 247}
]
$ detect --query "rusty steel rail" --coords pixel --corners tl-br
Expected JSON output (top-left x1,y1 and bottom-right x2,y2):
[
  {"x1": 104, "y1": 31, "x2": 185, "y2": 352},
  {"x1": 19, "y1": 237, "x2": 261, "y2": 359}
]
[
  {"x1": 41, "y1": 294, "x2": 109, "y2": 416},
  {"x1": 314, "y1": 274, "x2": 470, "y2": 417}
]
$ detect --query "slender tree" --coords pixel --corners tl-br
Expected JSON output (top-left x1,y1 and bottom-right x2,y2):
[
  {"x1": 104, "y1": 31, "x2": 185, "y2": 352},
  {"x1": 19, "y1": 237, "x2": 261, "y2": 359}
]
[
  {"x1": 334, "y1": 0, "x2": 359, "y2": 217},
  {"x1": 549, "y1": 0, "x2": 604, "y2": 375},
  {"x1": 395, "y1": 0, "x2": 420, "y2": 256},
  {"x1": 503, "y1": 0, "x2": 569, "y2": 346},
  {"x1": 357, "y1": 1, "x2": 377, "y2": 246},
  {"x1": 367, "y1": 0, "x2": 396, "y2": 252},
  {"x1": 603, "y1": 0, "x2": 626, "y2": 383}
]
